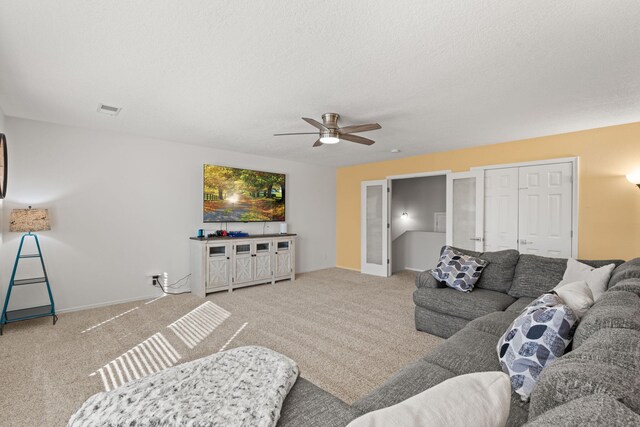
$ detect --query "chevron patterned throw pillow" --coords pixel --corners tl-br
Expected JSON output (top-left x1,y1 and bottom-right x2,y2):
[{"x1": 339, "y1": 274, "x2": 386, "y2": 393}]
[{"x1": 431, "y1": 246, "x2": 488, "y2": 292}]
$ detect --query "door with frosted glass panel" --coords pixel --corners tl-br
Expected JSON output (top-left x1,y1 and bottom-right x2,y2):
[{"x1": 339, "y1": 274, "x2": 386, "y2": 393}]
[
  {"x1": 361, "y1": 180, "x2": 389, "y2": 276},
  {"x1": 446, "y1": 171, "x2": 484, "y2": 251}
]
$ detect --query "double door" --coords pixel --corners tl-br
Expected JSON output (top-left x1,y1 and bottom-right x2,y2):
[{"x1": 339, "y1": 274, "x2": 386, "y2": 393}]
[
  {"x1": 447, "y1": 162, "x2": 575, "y2": 257},
  {"x1": 359, "y1": 160, "x2": 576, "y2": 278},
  {"x1": 232, "y1": 240, "x2": 273, "y2": 285}
]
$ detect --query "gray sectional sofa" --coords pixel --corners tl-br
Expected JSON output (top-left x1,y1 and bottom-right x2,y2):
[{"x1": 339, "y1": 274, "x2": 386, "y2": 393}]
[{"x1": 277, "y1": 251, "x2": 640, "y2": 426}]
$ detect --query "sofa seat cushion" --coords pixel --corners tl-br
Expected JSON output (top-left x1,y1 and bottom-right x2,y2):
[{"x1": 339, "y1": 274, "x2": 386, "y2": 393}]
[
  {"x1": 278, "y1": 378, "x2": 361, "y2": 427},
  {"x1": 415, "y1": 306, "x2": 469, "y2": 339},
  {"x1": 509, "y1": 255, "x2": 624, "y2": 299},
  {"x1": 413, "y1": 287, "x2": 516, "y2": 321},
  {"x1": 528, "y1": 327, "x2": 640, "y2": 419},
  {"x1": 442, "y1": 247, "x2": 520, "y2": 293},
  {"x1": 423, "y1": 328, "x2": 502, "y2": 375},
  {"x1": 573, "y1": 290, "x2": 640, "y2": 349},
  {"x1": 525, "y1": 395, "x2": 640, "y2": 427},
  {"x1": 506, "y1": 297, "x2": 536, "y2": 314},
  {"x1": 466, "y1": 311, "x2": 519, "y2": 337},
  {"x1": 352, "y1": 360, "x2": 455, "y2": 413}
]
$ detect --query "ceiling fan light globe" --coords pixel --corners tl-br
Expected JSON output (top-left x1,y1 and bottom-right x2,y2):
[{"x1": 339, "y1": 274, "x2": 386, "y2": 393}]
[{"x1": 320, "y1": 136, "x2": 340, "y2": 144}]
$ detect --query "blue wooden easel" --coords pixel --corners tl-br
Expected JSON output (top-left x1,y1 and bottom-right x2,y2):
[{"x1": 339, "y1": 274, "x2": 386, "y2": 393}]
[{"x1": 0, "y1": 232, "x2": 57, "y2": 335}]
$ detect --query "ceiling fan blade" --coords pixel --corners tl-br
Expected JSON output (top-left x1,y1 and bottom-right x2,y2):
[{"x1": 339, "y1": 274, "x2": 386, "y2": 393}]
[
  {"x1": 312, "y1": 139, "x2": 323, "y2": 147},
  {"x1": 302, "y1": 117, "x2": 329, "y2": 131},
  {"x1": 340, "y1": 133, "x2": 375, "y2": 145},
  {"x1": 338, "y1": 123, "x2": 381, "y2": 134},
  {"x1": 273, "y1": 132, "x2": 320, "y2": 136}
]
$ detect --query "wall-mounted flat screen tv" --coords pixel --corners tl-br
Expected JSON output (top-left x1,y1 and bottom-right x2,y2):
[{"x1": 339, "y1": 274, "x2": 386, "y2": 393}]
[{"x1": 203, "y1": 165, "x2": 286, "y2": 222}]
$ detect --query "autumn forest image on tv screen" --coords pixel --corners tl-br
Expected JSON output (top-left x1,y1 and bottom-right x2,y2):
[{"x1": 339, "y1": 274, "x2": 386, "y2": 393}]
[{"x1": 203, "y1": 165, "x2": 286, "y2": 222}]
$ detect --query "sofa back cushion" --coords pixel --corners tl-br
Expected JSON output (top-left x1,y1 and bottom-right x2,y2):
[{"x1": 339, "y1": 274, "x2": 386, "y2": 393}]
[
  {"x1": 528, "y1": 328, "x2": 640, "y2": 419},
  {"x1": 444, "y1": 247, "x2": 519, "y2": 293},
  {"x1": 508, "y1": 255, "x2": 624, "y2": 299},
  {"x1": 572, "y1": 289, "x2": 640, "y2": 349},
  {"x1": 526, "y1": 395, "x2": 640, "y2": 426},
  {"x1": 608, "y1": 278, "x2": 640, "y2": 297},
  {"x1": 609, "y1": 258, "x2": 640, "y2": 289}
]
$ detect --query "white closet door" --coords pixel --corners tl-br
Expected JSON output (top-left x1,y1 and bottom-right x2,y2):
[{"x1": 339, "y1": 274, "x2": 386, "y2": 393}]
[
  {"x1": 484, "y1": 168, "x2": 519, "y2": 251},
  {"x1": 361, "y1": 180, "x2": 389, "y2": 276},
  {"x1": 446, "y1": 171, "x2": 484, "y2": 251},
  {"x1": 518, "y1": 163, "x2": 573, "y2": 257}
]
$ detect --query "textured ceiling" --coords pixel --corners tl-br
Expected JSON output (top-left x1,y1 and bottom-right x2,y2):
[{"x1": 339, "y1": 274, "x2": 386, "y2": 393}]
[{"x1": 1, "y1": 1, "x2": 640, "y2": 166}]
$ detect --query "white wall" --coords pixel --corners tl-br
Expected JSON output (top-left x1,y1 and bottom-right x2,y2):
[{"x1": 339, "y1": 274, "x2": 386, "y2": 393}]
[
  {"x1": 0, "y1": 117, "x2": 336, "y2": 312},
  {"x1": 392, "y1": 231, "x2": 444, "y2": 272},
  {"x1": 391, "y1": 175, "x2": 446, "y2": 240}
]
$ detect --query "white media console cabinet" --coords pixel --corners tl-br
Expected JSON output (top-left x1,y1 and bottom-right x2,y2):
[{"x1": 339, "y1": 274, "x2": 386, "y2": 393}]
[{"x1": 189, "y1": 234, "x2": 296, "y2": 297}]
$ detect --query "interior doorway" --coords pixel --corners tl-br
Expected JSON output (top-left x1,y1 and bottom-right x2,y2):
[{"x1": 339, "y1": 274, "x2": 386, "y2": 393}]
[{"x1": 389, "y1": 172, "x2": 448, "y2": 274}]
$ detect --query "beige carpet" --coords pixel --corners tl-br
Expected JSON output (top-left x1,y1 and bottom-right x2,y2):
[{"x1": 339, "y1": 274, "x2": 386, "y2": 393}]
[{"x1": 0, "y1": 268, "x2": 442, "y2": 426}]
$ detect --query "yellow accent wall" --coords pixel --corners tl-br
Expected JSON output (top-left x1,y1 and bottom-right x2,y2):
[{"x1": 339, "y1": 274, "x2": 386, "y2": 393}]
[{"x1": 337, "y1": 122, "x2": 640, "y2": 270}]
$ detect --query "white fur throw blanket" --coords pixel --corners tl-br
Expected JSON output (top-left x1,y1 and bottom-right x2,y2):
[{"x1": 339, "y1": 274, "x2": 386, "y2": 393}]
[{"x1": 68, "y1": 346, "x2": 299, "y2": 427}]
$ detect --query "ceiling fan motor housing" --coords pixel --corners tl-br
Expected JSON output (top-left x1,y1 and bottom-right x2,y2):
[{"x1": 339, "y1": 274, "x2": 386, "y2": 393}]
[{"x1": 322, "y1": 113, "x2": 340, "y2": 129}]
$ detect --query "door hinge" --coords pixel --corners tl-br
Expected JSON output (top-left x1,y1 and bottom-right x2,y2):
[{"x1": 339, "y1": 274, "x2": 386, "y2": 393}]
[
  {"x1": 387, "y1": 187, "x2": 390, "y2": 193},
  {"x1": 387, "y1": 223, "x2": 390, "y2": 229},
  {"x1": 570, "y1": 230, "x2": 573, "y2": 238},
  {"x1": 387, "y1": 259, "x2": 390, "y2": 264}
]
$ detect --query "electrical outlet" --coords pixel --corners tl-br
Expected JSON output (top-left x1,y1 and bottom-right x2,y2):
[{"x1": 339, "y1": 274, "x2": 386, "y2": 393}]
[{"x1": 149, "y1": 274, "x2": 162, "y2": 287}]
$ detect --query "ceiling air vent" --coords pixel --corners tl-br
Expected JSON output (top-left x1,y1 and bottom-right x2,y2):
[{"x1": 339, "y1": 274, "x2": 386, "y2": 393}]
[{"x1": 97, "y1": 103, "x2": 122, "y2": 116}]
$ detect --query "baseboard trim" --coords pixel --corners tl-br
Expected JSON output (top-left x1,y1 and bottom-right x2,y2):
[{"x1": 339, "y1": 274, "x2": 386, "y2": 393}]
[
  {"x1": 404, "y1": 267, "x2": 424, "y2": 272},
  {"x1": 57, "y1": 292, "x2": 165, "y2": 314},
  {"x1": 335, "y1": 265, "x2": 360, "y2": 272}
]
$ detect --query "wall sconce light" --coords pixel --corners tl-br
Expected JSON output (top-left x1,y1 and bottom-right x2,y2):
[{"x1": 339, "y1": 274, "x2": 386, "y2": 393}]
[
  {"x1": 626, "y1": 171, "x2": 640, "y2": 189},
  {"x1": 401, "y1": 211, "x2": 409, "y2": 219}
]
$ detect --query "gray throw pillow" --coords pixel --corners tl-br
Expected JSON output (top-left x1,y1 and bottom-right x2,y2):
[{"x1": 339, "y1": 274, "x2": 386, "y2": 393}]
[
  {"x1": 431, "y1": 246, "x2": 488, "y2": 292},
  {"x1": 496, "y1": 293, "x2": 577, "y2": 401}
]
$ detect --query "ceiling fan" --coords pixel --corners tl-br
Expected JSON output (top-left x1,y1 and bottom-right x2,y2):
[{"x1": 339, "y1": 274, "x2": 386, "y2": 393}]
[{"x1": 274, "y1": 113, "x2": 381, "y2": 147}]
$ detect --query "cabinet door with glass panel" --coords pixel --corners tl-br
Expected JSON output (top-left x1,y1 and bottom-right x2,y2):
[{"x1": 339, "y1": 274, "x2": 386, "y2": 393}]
[
  {"x1": 253, "y1": 240, "x2": 274, "y2": 282},
  {"x1": 233, "y1": 243, "x2": 253, "y2": 285},
  {"x1": 206, "y1": 243, "x2": 231, "y2": 291},
  {"x1": 274, "y1": 239, "x2": 294, "y2": 280}
]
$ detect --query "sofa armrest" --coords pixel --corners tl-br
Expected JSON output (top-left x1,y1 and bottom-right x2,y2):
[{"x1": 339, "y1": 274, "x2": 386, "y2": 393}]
[{"x1": 416, "y1": 270, "x2": 445, "y2": 289}]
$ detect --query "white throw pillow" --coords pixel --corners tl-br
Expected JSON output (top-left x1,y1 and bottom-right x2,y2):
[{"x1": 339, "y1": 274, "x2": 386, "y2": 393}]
[
  {"x1": 346, "y1": 372, "x2": 511, "y2": 427},
  {"x1": 553, "y1": 280, "x2": 594, "y2": 319},
  {"x1": 556, "y1": 258, "x2": 615, "y2": 301}
]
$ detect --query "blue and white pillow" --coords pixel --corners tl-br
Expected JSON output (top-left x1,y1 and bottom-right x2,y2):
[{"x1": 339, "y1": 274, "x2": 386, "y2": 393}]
[
  {"x1": 431, "y1": 246, "x2": 488, "y2": 292},
  {"x1": 497, "y1": 293, "x2": 577, "y2": 400}
]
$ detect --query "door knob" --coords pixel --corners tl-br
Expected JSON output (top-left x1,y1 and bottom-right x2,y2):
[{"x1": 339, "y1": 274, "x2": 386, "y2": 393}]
[
  {"x1": 469, "y1": 237, "x2": 483, "y2": 242},
  {"x1": 519, "y1": 239, "x2": 532, "y2": 245}
]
